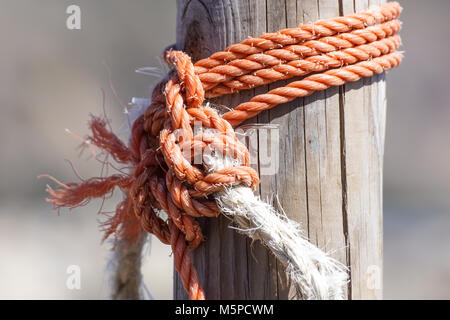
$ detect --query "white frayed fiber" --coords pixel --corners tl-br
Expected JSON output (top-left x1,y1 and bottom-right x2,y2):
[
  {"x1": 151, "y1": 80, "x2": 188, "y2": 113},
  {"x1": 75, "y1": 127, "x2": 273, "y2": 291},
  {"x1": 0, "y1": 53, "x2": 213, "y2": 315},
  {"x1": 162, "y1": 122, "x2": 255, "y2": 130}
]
[{"x1": 204, "y1": 153, "x2": 349, "y2": 300}]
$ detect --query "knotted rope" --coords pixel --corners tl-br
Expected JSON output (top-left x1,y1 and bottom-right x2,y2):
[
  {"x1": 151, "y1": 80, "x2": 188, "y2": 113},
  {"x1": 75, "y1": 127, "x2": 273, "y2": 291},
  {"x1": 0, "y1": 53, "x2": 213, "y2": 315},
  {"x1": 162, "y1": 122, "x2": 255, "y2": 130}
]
[{"x1": 42, "y1": 2, "x2": 403, "y2": 300}]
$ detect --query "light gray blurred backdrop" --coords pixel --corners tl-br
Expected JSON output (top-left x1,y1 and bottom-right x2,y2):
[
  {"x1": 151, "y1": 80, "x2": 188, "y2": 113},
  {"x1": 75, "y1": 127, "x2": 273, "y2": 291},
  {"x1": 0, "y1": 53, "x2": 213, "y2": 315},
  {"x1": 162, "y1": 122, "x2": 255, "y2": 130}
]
[{"x1": 0, "y1": 0, "x2": 449, "y2": 299}]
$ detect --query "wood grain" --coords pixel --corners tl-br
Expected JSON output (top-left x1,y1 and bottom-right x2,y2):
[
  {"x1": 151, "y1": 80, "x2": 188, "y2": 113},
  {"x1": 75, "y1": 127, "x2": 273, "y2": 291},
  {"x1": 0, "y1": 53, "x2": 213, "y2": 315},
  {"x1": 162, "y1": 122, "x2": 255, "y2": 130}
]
[{"x1": 174, "y1": 0, "x2": 385, "y2": 300}]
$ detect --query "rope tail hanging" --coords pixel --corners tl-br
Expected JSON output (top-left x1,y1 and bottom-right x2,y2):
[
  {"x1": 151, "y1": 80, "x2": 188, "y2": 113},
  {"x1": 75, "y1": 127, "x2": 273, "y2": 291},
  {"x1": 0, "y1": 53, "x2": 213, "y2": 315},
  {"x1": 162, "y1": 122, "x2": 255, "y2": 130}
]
[{"x1": 41, "y1": 2, "x2": 403, "y2": 300}]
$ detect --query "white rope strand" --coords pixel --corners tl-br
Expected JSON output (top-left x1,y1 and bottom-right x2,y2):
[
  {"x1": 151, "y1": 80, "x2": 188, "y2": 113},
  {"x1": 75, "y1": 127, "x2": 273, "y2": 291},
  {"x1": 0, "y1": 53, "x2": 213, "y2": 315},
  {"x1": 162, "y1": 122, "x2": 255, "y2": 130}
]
[{"x1": 204, "y1": 153, "x2": 349, "y2": 300}]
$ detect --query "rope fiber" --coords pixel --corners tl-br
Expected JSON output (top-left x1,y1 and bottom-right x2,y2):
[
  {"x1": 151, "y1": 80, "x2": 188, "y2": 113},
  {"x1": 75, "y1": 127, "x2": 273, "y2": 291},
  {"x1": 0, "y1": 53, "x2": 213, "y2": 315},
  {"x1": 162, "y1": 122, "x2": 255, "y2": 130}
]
[{"x1": 42, "y1": 1, "x2": 403, "y2": 300}]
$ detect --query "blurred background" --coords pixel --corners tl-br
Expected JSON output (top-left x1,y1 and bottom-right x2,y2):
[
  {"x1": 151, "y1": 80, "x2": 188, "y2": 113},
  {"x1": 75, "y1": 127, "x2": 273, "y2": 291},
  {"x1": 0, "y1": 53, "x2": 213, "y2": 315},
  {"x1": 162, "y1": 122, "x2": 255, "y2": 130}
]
[{"x1": 0, "y1": 0, "x2": 449, "y2": 299}]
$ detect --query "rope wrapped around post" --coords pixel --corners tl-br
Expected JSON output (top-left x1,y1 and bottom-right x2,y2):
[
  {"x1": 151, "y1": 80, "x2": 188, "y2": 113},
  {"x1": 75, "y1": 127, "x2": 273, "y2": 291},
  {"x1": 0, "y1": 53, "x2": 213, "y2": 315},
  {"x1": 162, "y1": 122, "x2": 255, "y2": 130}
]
[{"x1": 41, "y1": 1, "x2": 403, "y2": 300}]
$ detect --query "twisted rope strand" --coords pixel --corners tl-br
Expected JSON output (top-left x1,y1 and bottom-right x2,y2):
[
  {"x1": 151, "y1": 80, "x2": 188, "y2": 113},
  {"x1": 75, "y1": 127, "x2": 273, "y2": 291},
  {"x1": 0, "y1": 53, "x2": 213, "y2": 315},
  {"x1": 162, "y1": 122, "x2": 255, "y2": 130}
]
[
  {"x1": 206, "y1": 35, "x2": 401, "y2": 97},
  {"x1": 194, "y1": 2, "x2": 401, "y2": 74},
  {"x1": 200, "y1": 19, "x2": 401, "y2": 91},
  {"x1": 170, "y1": 220, "x2": 205, "y2": 300},
  {"x1": 222, "y1": 51, "x2": 403, "y2": 126}
]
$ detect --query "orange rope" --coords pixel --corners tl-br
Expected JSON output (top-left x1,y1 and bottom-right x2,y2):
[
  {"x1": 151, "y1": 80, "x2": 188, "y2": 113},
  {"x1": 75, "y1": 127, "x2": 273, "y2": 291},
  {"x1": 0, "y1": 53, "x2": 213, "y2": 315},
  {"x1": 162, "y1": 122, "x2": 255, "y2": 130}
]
[
  {"x1": 200, "y1": 19, "x2": 402, "y2": 92},
  {"x1": 42, "y1": 2, "x2": 403, "y2": 300},
  {"x1": 222, "y1": 51, "x2": 403, "y2": 127},
  {"x1": 206, "y1": 35, "x2": 401, "y2": 97},
  {"x1": 194, "y1": 2, "x2": 401, "y2": 74}
]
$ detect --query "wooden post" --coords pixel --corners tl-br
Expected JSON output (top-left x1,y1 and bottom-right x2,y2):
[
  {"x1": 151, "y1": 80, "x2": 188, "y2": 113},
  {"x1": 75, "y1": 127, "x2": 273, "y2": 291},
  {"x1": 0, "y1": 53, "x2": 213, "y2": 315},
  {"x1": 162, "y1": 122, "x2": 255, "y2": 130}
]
[{"x1": 175, "y1": 0, "x2": 385, "y2": 300}]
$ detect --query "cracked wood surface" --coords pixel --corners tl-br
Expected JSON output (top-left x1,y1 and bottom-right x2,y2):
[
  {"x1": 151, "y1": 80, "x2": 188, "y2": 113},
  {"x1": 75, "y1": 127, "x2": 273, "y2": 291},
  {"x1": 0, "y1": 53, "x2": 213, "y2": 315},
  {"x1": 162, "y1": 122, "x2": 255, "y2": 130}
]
[{"x1": 175, "y1": 0, "x2": 385, "y2": 300}]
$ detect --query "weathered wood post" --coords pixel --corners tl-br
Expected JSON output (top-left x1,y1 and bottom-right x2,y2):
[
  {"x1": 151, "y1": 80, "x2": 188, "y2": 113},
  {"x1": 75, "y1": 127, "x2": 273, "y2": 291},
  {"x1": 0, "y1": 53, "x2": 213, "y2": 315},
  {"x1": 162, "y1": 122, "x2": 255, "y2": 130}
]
[{"x1": 175, "y1": 0, "x2": 385, "y2": 300}]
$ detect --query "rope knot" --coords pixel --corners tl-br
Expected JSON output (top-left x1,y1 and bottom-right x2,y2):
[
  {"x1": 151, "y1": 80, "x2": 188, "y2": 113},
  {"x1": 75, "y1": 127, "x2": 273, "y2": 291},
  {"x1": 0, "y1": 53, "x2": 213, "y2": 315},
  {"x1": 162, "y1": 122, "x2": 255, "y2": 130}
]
[{"x1": 160, "y1": 50, "x2": 259, "y2": 197}]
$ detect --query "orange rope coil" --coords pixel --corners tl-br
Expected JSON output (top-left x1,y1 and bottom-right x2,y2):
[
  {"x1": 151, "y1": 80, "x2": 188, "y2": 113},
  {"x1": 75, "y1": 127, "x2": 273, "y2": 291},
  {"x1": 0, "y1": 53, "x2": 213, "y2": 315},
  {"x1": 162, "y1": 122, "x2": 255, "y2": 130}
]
[
  {"x1": 200, "y1": 19, "x2": 402, "y2": 93},
  {"x1": 206, "y1": 35, "x2": 401, "y2": 97},
  {"x1": 194, "y1": 2, "x2": 401, "y2": 73},
  {"x1": 42, "y1": 2, "x2": 403, "y2": 300}
]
